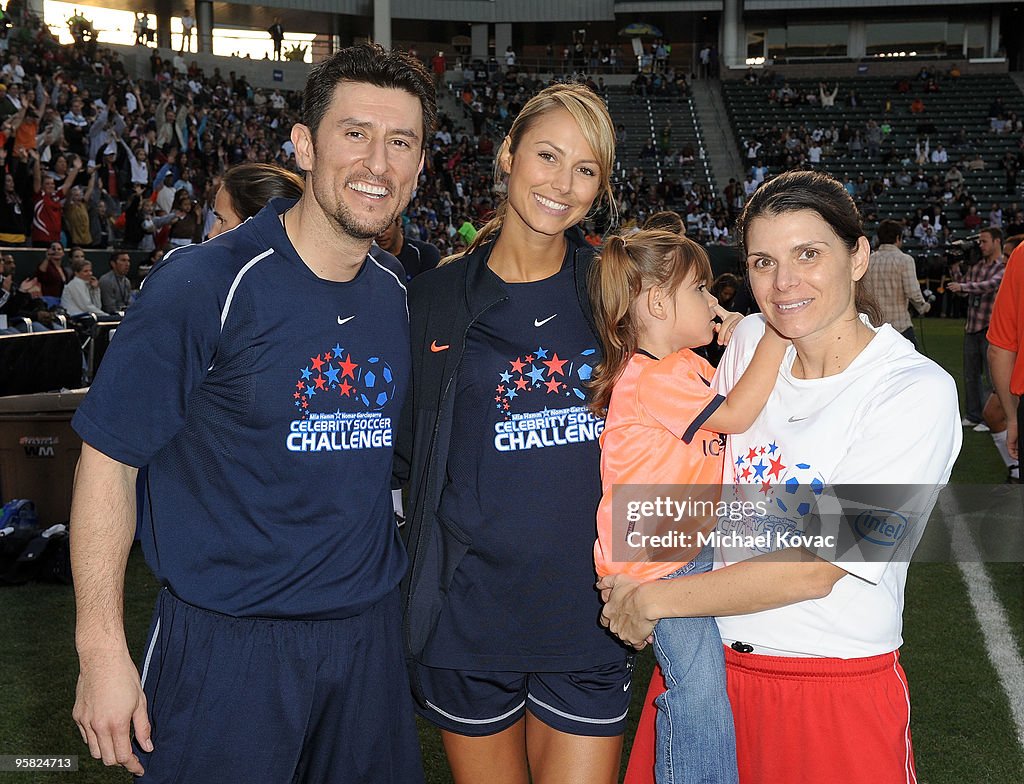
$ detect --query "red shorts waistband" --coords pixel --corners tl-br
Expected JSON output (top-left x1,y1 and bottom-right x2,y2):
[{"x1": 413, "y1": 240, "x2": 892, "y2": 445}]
[{"x1": 724, "y1": 645, "x2": 900, "y2": 681}]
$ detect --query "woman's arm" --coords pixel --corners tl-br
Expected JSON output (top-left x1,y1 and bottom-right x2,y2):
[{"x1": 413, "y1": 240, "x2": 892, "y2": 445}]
[{"x1": 599, "y1": 552, "x2": 845, "y2": 649}]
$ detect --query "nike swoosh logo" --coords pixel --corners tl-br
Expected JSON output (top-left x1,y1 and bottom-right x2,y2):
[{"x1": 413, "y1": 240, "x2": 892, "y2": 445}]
[
  {"x1": 337, "y1": 315, "x2": 355, "y2": 325},
  {"x1": 430, "y1": 340, "x2": 450, "y2": 352},
  {"x1": 788, "y1": 415, "x2": 808, "y2": 422},
  {"x1": 534, "y1": 314, "x2": 557, "y2": 327},
  {"x1": 623, "y1": 681, "x2": 631, "y2": 692}
]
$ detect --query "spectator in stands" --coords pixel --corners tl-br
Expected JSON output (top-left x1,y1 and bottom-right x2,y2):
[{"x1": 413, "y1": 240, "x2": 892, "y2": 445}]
[
  {"x1": 154, "y1": 171, "x2": 177, "y2": 214},
  {"x1": 99, "y1": 250, "x2": 131, "y2": 313},
  {"x1": 36, "y1": 241, "x2": 67, "y2": 298},
  {"x1": 267, "y1": 17, "x2": 284, "y2": 61},
  {"x1": 864, "y1": 219, "x2": 930, "y2": 349},
  {"x1": 945, "y1": 164, "x2": 964, "y2": 192},
  {"x1": 1004, "y1": 152, "x2": 1019, "y2": 195},
  {"x1": 0, "y1": 168, "x2": 25, "y2": 245},
  {"x1": 865, "y1": 120, "x2": 882, "y2": 158},
  {"x1": 910, "y1": 97, "x2": 925, "y2": 114},
  {"x1": 207, "y1": 161, "x2": 303, "y2": 239},
  {"x1": 63, "y1": 178, "x2": 96, "y2": 247},
  {"x1": 431, "y1": 50, "x2": 446, "y2": 86},
  {"x1": 2, "y1": 53, "x2": 23, "y2": 84},
  {"x1": 751, "y1": 159, "x2": 767, "y2": 186},
  {"x1": 166, "y1": 188, "x2": 203, "y2": 247},
  {"x1": 819, "y1": 82, "x2": 838, "y2": 108},
  {"x1": 31, "y1": 149, "x2": 82, "y2": 246},
  {"x1": 1006, "y1": 211, "x2": 1024, "y2": 238},
  {"x1": 948, "y1": 227, "x2": 1005, "y2": 428},
  {"x1": 133, "y1": 13, "x2": 149, "y2": 46},
  {"x1": 916, "y1": 217, "x2": 941, "y2": 249},
  {"x1": 0, "y1": 254, "x2": 56, "y2": 332},
  {"x1": 743, "y1": 172, "x2": 758, "y2": 198},
  {"x1": 930, "y1": 143, "x2": 948, "y2": 164},
  {"x1": 60, "y1": 257, "x2": 108, "y2": 317},
  {"x1": 180, "y1": 9, "x2": 195, "y2": 53},
  {"x1": 88, "y1": 198, "x2": 116, "y2": 249},
  {"x1": 990, "y1": 202, "x2": 1004, "y2": 227}
]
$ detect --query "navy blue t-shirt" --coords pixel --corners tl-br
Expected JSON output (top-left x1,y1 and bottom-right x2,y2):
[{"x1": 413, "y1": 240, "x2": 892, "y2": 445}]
[
  {"x1": 73, "y1": 200, "x2": 411, "y2": 619},
  {"x1": 428, "y1": 259, "x2": 622, "y2": 670}
]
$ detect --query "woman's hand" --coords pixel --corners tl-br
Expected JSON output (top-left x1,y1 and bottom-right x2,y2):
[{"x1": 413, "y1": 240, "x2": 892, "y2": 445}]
[
  {"x1": 713, "y1": 305, "x2": 742, "y2": 346},
  {"x1": 597, "y1": 574, "x2": 658, "y2": 650}
]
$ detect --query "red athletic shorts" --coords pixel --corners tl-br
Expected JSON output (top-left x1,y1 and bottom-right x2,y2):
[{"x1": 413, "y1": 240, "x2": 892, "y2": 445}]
[{"x1": 626, "y1": 647, "x2": 917, "y2": 784}]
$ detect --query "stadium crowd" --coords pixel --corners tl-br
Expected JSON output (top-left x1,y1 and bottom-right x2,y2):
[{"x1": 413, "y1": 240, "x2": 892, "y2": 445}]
[{"x1": 1, "y1": 2, "x2": 1022, "y2": 329}]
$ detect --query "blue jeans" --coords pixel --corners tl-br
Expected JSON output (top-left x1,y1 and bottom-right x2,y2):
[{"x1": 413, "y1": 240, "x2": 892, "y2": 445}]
[{"x1": 652, "y1": 546, "x2": 738, "y2": 784}]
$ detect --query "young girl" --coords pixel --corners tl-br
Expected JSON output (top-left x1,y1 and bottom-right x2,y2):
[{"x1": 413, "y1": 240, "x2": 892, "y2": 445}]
[{"x1": 589, "y1": 229, "x2": 788, "y2": 784}]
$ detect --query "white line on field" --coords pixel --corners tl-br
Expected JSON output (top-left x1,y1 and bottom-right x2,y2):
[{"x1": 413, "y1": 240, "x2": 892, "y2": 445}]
[{"x1": 940, "y1": 493, "x2": 1024, "y2": 749}]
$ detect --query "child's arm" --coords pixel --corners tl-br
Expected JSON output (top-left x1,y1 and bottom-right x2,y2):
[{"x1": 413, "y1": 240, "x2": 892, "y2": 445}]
[{"x1": 702, "y1": 320, "x2": 788, "y2": 435}]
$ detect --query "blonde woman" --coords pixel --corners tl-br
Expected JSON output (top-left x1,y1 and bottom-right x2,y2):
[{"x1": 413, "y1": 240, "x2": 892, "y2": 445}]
[{"x1": 397, "y1": 84, "x2": 627, "y2": 783}]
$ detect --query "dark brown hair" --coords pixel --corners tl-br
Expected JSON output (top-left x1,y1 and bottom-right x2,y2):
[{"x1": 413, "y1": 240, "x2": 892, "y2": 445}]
[
  {"x1": 221, "y1": 163, "x2": 304, "y2": 221},
  {"x1": 736, "y1": 170, "x2": 881, "y2": 325},
  {"x1": 301, "y1": 43, "x2": 436, "y2": 149}
]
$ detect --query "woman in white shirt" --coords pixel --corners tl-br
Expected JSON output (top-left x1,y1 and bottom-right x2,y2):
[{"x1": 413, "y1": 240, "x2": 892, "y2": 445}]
[{"x1": 604, "y1": 170, "x2": 961, "y2": 784}]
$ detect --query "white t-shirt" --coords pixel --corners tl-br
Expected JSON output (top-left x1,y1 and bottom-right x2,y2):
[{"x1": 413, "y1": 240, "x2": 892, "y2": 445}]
[{"x1": 712, "y1": 314, "x2": 961, "y2": 657}]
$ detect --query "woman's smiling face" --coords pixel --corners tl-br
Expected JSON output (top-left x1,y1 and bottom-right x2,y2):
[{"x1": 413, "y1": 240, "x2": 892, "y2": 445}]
[{"x1": 745, "y1": 209, "x2": 869, "y2": 343}]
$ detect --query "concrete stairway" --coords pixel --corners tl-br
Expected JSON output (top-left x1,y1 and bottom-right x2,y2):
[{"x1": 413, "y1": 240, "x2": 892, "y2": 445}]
[{"x1": 690, "y1": 79, "x2": 746, "y2": 195}]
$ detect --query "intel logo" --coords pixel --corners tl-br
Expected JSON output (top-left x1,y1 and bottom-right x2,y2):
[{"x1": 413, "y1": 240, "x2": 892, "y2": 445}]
[{"x1": 853, "y1": 509, "x2": 908, "y2": 547}]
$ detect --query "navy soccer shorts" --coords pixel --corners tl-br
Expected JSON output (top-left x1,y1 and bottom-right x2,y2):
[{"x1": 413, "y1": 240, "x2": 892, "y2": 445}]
[
  {"x1": 414, "y1": 656, "x2": 634, "y2": 737},
  {"x1": 133, "y1": 588, "x2": 424, "y2": 784}
]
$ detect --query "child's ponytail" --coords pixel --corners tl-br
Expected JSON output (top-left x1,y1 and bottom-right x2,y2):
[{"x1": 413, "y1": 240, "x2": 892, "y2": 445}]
[
  {"x1": 588, "y1": 234, "x2": 643, "y2": 416},
  {"x1": 588, "y1": 228, "x2": 713, "y2": 417}
]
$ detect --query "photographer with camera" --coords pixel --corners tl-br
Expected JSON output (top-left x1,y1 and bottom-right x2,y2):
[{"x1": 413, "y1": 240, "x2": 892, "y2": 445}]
[
  {"x1": 948, "y1": 227, "x2": 1005, "y2": 430},
  {"x1": 864, "y1": 219, "x2": 931, "y2": 350}
]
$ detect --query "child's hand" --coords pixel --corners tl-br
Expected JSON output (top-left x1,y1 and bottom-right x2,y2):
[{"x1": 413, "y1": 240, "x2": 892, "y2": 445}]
[{"x1": 712, "y1": 304, "x2": 742, "y2": 346}]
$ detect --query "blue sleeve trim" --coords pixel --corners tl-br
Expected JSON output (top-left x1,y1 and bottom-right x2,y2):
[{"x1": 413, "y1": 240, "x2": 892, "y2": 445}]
[{"x1": 682, "y1": 394, "x2": 726, "y2": 444}]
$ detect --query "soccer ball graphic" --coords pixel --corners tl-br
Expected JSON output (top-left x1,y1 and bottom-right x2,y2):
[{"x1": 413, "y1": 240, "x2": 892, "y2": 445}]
[
  {"x1": 358, "y1": 357, "x2": 397, "y2": 410},
  {"x1": 567, "y1": 348, "x2": 597, "y2": 401},
  {"x1": 775, "y1": 462, "x2": 825, "y2": 519}
]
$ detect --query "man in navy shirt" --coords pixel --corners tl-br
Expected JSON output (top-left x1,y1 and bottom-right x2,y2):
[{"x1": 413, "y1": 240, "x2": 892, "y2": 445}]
[{"x1": 69, "y1": 43, "x2": 435, "y2": 784}]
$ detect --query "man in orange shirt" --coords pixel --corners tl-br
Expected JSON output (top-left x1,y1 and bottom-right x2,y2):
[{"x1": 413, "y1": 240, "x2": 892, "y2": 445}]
[{"x1": 988, "y1": 242, "x2": 1024, "y2": 474}]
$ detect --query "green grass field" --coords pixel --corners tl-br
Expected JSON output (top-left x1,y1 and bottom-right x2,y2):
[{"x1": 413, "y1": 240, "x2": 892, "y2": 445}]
[{"x1": 0, "y1": 317, "x2": 1021, "y2": 783}]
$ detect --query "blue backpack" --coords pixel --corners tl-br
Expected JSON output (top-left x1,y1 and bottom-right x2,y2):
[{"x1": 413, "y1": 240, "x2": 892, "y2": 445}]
[{"x1": 0, "y1": 499, "x2": 38, "y2": 531}]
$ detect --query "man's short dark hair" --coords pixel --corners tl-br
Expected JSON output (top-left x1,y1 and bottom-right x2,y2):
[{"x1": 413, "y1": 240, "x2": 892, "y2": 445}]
[
  {"x1": 877, "y1": 219, "x2": 902, "y2": 246},
  {"x1": 110, "y1": 250, "x2": 130, "y2": 263},
  {"x1": 301, "y1": 43, "x2": 437, "y2": 149},
  {"x1": 980, "y1": 226, "x2": 1003, "y2": 243}
]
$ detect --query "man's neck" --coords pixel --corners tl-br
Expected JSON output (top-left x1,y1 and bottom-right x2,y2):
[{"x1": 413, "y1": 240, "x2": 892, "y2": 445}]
[{"x1": 283, "y1": 197, "x2": 373, "y2": 283}]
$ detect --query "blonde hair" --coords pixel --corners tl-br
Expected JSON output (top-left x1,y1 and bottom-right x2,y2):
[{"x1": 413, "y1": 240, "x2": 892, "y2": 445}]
[
  {"x1": 443, "y1": 83, "x2": 616, "y2": 264},
  {"x1": 588, "y1": 229, "x2": 713, "y2": 416}
]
